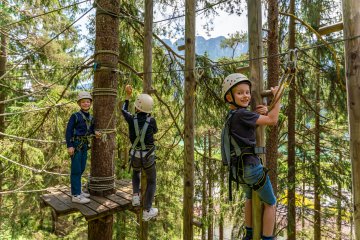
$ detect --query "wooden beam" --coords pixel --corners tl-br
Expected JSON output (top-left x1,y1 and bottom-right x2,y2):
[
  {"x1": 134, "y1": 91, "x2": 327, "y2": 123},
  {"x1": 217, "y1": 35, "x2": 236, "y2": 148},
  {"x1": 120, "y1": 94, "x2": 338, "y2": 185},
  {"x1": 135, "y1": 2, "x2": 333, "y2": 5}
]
[
  {"x1": 183, "y1": 0, "x2": 196, "y2": 238},
  {"x1": 248, "y1": 0, "x2": 264, "y2": 238},
  {"x1": 318, "y1": 22, "x2": 343, "y2": 35},
  {"x1": 342, "y1": 0, "x2": 360, "y2": 238},
  {"x1": 178, "y1": 45, "x2": 186, "y2": 51},
  {"x1": 236, "y1": 66, "x2": 249, "y2": 74}
]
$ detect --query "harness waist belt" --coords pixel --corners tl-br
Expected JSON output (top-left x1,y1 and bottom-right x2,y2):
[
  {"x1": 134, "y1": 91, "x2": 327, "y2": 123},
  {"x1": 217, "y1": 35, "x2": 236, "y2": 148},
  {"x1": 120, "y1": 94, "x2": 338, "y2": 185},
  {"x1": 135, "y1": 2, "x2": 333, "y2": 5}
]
[
  {"x1": 130, "y1": 148, "x2": 155, "y2": 158},
  {"x1": 230, "y1": 146, "x2": 266, "y2": 156}
]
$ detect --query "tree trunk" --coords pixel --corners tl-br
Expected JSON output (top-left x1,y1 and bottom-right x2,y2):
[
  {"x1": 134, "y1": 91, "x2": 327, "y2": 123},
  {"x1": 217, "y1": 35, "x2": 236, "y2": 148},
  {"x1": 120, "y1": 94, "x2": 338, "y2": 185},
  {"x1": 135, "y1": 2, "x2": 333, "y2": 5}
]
[
  {"x1": 314, "y1": 70, "x2": 321, "y2": 240},
  {"x1": 342, "y1": 0, "x2": 360, "y2": 237},
  {"x1": 90, "y1": 0, "x2": 119, "y2": 238},
  {"x1": 266, "y1": 0, "x2": 280, "y2": 199},
  {"x1": 287, "y1": 0, "x2": 296, "y2": 238},
  {"x1": 140, "y1": 0, "x2": 154, "y2": 238},
  {"x1": 88, "y1": 215, "x2": 114, "y2": 240},
  {"x1": 301, "y1": 155, "x2": 306, "y2": 230},
  {"x1": 337, "y1": 179, "x2": 342, "y2": 240},
  {"x1": 248, "y1": 0, "x2": 265, "y2": 238},
  {"x1": 183, "y1": 0, "x2": 196, "y2": 238},
  {"x1": 0, "y1": 32, "x2": 7, "y2": 233},
  {"x1": 207, "y1": 131, "x2": 213, "y2": 240},
  {"x1": 219, "y1": 164, "x2": 225, "y2": 240},
  {"x1": 201, "y1": 135, "x2": 207, "y2": 240}
]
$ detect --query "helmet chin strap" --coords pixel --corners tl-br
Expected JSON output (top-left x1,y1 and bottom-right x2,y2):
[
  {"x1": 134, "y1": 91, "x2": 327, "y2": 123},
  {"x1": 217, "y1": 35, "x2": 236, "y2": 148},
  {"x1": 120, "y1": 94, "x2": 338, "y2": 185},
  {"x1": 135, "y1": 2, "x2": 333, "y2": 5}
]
[{"x1": 229, "y1": 91, "x2": 242, "y2": 108}]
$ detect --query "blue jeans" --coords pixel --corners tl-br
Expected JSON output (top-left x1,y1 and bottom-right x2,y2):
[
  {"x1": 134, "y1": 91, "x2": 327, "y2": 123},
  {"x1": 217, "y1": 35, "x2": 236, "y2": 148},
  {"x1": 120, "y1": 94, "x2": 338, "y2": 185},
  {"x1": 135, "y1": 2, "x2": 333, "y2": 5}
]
[
  {"x1": 241, "y1": 163, "x2": 276, "y2": 206},
  {"x1": 70, "y1": 140, "x2": 88, "y2": 196}
]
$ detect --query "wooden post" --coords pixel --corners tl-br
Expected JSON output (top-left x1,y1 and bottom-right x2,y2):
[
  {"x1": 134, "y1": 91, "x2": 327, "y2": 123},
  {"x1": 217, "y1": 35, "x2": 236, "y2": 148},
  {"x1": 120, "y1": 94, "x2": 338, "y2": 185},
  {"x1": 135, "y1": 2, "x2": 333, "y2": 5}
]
[
  {"x1": 140, "y1": 0, "x2": 154, "y2": 238},
  {"x1": 89, "y1": 0, "x2": 119, "y2": 238},
  {"x1": 183, "y1": 0, "x2": 196, "y2": 238},
  {"x1": 247, "y1": 0, "x2": 264, "y2": 238},
  {"x1": 318, "y1": 22, "x2": 343, "y2": 35},
  {"x1": 342, "y1": 0, "x2": 360, "y2": 238}
]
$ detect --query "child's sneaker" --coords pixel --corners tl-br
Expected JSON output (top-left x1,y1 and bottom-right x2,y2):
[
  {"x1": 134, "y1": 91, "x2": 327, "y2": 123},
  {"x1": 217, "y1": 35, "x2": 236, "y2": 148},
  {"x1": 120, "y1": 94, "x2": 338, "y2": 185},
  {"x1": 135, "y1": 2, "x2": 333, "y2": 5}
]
[
  {"x1": 132, "y1": 194, "x2": 140, "y2": 206},
  {"x1": 81, "y1": 191, "x2": 90, "y2": 198},
  {"x1": 72, "y1": 195, "x2": 90, "y2": 204},
  {"x1": 142, "y1": 208, "x2": 158, "y2": 221}
]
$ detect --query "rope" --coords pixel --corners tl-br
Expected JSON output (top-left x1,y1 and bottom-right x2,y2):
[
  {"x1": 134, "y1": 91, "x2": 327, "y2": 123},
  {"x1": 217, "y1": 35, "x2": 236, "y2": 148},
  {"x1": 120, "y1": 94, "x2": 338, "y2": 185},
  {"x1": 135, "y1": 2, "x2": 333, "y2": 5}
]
[
  {"x1": 0, "y1": 154, "x2": 69, "y2": 176},
  {"x1": 265, "y1": 50, "x2": 298, "y2": 111},
  {"x1": 0, "y1": 101, "x2": 73, "y2": 116},
  {"x1": 88, "y1": 174, "x2": 115, "y2": 191},
  {"x1": 92, "y1": 88, "x2": 118, "y2": 96},
  {"x1": 0, "y1": 0, "x2": 90, "y2": 28},
  {"x1": 0, "y1": 7, "x2": 94, "y2": 83},
  {"x1": 94, "y1": 50, "x2": 119, "y2": 57},
  {"x1": 153, "y1": 0, "x2": 231, "y2": 24},
  {"x1": 0, "y1": 131, "x2": 65, "y2": 144}
]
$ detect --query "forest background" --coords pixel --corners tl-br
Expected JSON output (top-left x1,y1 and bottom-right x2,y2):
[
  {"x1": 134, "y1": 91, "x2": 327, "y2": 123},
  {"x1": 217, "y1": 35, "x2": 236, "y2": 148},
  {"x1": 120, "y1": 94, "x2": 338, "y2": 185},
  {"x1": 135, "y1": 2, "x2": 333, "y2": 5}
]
[{"x1": 0, "y1": 0, "x2": 351, "y2": 239}]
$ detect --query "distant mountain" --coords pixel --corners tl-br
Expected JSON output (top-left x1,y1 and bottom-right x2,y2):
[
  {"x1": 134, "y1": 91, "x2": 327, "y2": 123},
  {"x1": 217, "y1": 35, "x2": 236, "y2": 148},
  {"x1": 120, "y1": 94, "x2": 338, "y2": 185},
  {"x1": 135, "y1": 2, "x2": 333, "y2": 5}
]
[{"x1": 161, "y1": 36, "x2": 248, "y2": 60}]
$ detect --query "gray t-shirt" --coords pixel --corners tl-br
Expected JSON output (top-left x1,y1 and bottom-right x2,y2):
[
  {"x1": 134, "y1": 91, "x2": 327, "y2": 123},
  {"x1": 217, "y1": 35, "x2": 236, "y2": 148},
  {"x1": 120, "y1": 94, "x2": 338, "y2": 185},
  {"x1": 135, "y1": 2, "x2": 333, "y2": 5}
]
[{"x1": 229, "y1": 108, "x2": 260, "y2": 165}]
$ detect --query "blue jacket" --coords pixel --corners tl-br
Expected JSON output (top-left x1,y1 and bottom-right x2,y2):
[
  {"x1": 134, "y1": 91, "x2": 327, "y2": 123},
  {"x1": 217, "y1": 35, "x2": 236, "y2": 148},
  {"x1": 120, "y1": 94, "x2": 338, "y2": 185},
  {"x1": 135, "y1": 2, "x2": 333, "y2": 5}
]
[{"x1": 65, "y1": 110, "x2": 95, "y2": 148}]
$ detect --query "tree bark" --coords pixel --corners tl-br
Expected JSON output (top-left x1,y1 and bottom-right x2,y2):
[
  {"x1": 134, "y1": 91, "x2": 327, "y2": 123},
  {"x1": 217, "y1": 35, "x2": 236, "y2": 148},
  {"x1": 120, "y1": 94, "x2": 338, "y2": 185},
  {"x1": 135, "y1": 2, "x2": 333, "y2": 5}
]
[
  {"x1": 219, "y1": 164, "x2": 225, "y2": 240},
  {"x1": 90, "y1": 0, "x2": 119, "y2": 238},
  {"x1": 207, "y1": 131, "x2": 213, "y2": 240},
  {"x1": 0, "y1": 32, "x2": 7, "y2": 233},
  {"x1": 266, "y1": 0, "x2": 280, "y2": 199},
  {"x1": 140, "y1": 0, "x2": 154, "y2": 238},
  {"x1": 201, "y1": 135, "x2": 207, "y2": 240},
  {"x1": 314, "y1": 69, "x2": 321, "y2": 240},
  {"x1": 248, "y1": 0, "x2": 265, "y2": 238},
  {"x1": 286, "y1": 0, "x2": 296, "y2": 238},
  {"x1": 342, "y1": 0, "x2": 360, "y2": 238},
  {"x1": 337, "y1": 179, "x2": 342, "y2": 240},
  {"x1": 183, "y1": 0, "x2": 196, "y2": 238},
  {"x1": 88, "y1": 215, "x2": 114, "y2": 240}
]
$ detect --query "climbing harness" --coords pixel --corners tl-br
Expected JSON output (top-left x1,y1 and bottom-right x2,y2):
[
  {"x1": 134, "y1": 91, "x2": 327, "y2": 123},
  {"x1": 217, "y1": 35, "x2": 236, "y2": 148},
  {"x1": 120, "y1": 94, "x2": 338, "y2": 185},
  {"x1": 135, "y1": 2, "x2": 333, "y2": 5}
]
[
  {"x1": 71, "y1": 111, "x2": 94, "y2": 151},
  {"x1": 129, "y1": 114, "x2": 156, "y2": 172},
  {"x1": 221, "y1": 110, "x2": 268, "y2": 201}
]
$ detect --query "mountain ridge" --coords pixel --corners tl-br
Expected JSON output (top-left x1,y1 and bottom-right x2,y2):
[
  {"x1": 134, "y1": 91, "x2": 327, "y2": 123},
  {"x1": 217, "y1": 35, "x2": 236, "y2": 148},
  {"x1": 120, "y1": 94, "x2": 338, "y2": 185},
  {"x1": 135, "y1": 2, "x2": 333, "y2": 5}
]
[{"x1": 162, "y1": 36, "x2": 248, "y2": 60}]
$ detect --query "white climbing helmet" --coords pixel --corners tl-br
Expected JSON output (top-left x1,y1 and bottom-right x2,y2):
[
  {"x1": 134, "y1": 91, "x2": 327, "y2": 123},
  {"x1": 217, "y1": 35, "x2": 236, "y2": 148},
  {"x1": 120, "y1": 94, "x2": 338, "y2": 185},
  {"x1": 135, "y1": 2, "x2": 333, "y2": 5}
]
[
  {"x1": 222, "y1": 73, "x2": 252, "y2": 102},
  {"x1": 135, "y1": 94, "x2": 154, "y2": 113},
  {"x1": 77, "y1": 91, "x2": 92, "y2": 102}
]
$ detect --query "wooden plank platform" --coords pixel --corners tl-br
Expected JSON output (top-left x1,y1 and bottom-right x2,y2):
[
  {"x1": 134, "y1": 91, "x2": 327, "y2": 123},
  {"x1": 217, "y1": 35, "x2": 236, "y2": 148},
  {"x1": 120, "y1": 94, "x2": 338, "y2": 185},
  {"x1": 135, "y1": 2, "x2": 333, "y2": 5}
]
[{"x1": 40, "y1": 179, "x2": 136, "y2": 221}]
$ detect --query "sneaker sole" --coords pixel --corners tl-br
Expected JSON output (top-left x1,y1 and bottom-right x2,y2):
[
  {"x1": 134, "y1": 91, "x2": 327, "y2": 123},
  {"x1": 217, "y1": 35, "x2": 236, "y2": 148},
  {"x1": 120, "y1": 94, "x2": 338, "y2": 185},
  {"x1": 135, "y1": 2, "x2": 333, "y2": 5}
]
[{"x1": 142, "y1": 215, "x2": 157, "y2": 221}]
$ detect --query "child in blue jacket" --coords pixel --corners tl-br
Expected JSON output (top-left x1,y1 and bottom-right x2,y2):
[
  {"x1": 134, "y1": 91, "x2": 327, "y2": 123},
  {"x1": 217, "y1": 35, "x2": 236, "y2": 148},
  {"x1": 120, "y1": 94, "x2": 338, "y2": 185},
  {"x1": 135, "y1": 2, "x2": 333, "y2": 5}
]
[{"x1": 66, "y1": 91, "x2": 101, "y2": 204}]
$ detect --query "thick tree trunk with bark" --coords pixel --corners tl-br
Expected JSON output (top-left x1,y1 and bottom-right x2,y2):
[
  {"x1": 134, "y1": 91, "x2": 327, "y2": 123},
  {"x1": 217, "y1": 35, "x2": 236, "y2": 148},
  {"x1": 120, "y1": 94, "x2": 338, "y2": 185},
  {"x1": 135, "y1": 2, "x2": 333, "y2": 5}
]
[
  {"x1": 88, "y1": 215, "x2": 113, "y2": 240},
  {"x1": 342, "y1": 0, "x2": 360, "y2": 238},
  {"x1": 286, "y1": 0, "x2": 296, "y2": 238},
  {"x1": 90, "y1": 0, "x2": 119, "y2": 239},
  {"x1": 139, "y1": 0, "x2": 154, "y2": 238},
  {"x1": 266, "y1": 0, "x2": 280, "y2": 198},
  {"x1": 248, "y1": 0, "x2": 265, "y2": 238},
  {"x1": 183, "y1": 0, "x2": 196, "y2": 239}
]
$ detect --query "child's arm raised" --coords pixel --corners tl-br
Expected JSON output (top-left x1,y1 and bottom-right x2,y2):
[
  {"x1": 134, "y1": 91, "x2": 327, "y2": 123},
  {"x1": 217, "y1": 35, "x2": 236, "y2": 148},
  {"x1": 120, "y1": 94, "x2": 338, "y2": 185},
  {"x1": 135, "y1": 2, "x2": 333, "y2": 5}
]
[
  {"x1": 121, "y1": 85, "x2": 133, "y2": 123},
  {"x1": 256, "y1": 86, "x2": 281, "y2": 126},
  {"x1": 125, "y1": 85, "x2": 132, "y2": 100}
]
